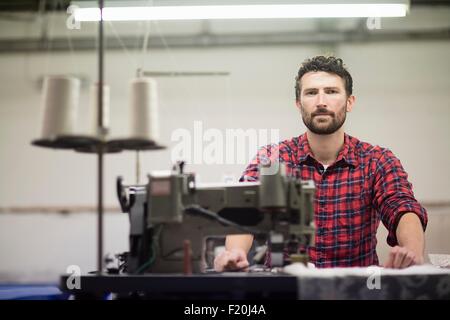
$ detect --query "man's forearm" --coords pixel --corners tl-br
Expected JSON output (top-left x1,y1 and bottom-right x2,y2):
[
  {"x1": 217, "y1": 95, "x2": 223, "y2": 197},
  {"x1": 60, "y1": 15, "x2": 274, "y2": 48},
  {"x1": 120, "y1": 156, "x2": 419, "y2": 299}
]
[{"x1": 396, "y1": 212, "x2": 425, "y2": 261}]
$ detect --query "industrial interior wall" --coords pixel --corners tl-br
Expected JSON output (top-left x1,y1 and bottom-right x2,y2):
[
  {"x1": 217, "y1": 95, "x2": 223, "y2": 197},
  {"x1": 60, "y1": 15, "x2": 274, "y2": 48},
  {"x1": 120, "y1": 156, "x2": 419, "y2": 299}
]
[{"x1": 0, "y1": 42, "x2": 449, "y2": 281}]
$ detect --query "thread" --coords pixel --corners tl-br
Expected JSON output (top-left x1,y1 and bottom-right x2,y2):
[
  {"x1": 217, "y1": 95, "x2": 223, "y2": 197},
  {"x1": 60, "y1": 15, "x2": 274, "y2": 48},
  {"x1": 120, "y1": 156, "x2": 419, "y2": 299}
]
[
  {"x1": 40, "y1": 76, "x2": 80, "y2": 139},
  {"x1": 129, "y1": 77, "x2": 159, "y2": 141}
]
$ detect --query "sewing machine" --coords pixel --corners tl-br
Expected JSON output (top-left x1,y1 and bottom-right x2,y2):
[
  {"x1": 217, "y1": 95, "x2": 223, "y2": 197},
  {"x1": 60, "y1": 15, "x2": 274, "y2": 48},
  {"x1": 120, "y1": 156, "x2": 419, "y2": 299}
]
[{"x1": 116, "y1": 161, "x2": 315, "y2": 274}]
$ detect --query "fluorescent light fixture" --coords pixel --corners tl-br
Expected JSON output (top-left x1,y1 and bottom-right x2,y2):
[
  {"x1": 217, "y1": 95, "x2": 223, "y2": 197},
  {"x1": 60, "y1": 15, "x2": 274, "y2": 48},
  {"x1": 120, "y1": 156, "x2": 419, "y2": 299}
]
[{"x1": 72, "y1": 1, "x2": 410, "y2": 22}]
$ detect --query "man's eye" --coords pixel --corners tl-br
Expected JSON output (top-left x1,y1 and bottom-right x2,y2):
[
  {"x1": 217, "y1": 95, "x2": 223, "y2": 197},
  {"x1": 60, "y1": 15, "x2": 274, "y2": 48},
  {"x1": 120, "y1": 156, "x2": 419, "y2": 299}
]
[
  {"x1": 305, "y1": 91, "x2": 316, "y2": 96},
  {"x1": 327, "y1": 90, "x2": 338, "y2": 94}
]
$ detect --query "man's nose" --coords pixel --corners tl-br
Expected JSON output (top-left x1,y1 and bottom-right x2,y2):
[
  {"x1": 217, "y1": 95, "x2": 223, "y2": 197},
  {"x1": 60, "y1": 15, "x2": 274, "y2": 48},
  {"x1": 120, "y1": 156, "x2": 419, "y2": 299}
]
[{"x1": 317, "y1": 93, "x2": 327, "y2": 107}]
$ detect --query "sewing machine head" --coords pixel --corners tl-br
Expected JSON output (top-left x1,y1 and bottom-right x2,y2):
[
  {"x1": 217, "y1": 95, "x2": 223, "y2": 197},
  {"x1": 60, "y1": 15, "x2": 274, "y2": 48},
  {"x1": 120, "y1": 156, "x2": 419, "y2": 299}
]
[{"x1": 117, "y1": 162, "x2": 315, "y2": 274}]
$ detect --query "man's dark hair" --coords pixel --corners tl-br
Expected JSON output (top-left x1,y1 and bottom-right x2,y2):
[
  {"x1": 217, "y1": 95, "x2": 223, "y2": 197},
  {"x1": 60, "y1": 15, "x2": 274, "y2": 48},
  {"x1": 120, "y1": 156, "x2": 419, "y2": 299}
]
[{"x1": 295, "y1": 55, "x2": 353, "y2": 101}]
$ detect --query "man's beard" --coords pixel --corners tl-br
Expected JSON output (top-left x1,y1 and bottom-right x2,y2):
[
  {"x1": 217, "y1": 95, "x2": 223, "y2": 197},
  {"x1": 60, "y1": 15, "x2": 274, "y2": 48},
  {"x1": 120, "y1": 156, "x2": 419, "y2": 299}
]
[{"x1": 300, "y1": 103, "x2": 347, "y2": 135}]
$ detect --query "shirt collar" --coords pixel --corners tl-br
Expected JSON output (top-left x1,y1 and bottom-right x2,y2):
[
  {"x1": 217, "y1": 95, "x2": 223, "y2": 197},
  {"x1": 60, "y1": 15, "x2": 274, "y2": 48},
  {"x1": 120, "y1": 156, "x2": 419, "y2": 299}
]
[{"x1": 296, "y1": 132, "x2": 359, "y2": 168}]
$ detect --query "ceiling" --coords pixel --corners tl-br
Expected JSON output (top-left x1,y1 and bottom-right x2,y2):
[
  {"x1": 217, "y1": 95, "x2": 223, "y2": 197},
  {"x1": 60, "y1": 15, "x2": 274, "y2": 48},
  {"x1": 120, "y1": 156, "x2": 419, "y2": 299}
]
[
  {"x1": 1, "y1": 0, "x2": 450, "y2": 12},
  {"x1": 0, "y1": 0, "x2": 449, "y2": 52}
]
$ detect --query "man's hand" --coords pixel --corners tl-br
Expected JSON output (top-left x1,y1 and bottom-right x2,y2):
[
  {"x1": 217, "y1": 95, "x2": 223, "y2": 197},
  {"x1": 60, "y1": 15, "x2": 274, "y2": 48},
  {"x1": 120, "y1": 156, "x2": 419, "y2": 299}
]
[
  {"x1": 214, "y1": 248, "x2": 249, "y2": 272},
  {"x1": 384, "y1": 245, "x2": 424, "y2": 269}
]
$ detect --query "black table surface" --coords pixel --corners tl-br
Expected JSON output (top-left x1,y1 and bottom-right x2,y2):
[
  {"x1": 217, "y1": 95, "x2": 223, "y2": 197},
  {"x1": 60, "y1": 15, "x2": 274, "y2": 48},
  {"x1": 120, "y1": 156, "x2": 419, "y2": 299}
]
[{"x1": 60, "y1": 270, "x2": 450, "y2": 300}]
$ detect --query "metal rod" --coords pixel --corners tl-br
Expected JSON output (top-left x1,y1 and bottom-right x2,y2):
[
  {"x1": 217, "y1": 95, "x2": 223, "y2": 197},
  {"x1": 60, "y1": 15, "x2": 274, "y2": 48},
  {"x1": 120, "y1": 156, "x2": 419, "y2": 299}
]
[
  {"x1": 1, "y1": 200, "x2": 449, "y2": 215},
  {"x1": 142, "y1": 71, "x2": 230, "y2": 77},
  {"x1": 97, "y1": 0, "x2": 104, "y2": 275},
  {"x1": 136, "y1": 150, "x2": 141, "y2": 184},
  {"x1": 0, "y1": 205, "x2": 121, "y2": 214},
  {"x1": 2, "y1": 29, "x2": 450, "y2": 54}
]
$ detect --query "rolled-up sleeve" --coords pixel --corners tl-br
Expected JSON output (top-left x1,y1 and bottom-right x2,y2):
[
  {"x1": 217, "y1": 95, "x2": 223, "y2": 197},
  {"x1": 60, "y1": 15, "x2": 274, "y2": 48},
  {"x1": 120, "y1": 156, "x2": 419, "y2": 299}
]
[
  {"x1": 372, "y1": 148, "x2": 428, "y2": 246},
  {"x1": 239, "y1": 148, "x2": 265, "y2": 182},
  {"x1": 239, "y1": 144, "x2": 280, "y2": 182}
]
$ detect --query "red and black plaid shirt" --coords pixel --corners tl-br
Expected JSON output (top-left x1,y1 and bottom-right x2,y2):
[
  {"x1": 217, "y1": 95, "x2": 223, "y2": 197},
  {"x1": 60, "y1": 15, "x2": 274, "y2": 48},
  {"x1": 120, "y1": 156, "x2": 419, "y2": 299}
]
[{"x1": 240, "y1": 133, "x2": 428, "y2": 268}]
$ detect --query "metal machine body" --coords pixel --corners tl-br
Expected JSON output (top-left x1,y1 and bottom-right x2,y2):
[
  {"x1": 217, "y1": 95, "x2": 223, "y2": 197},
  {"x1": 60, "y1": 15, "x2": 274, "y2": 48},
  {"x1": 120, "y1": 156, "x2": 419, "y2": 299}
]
[{"x1": 117, "y1": 162, "x2": 315, "y2": 274}]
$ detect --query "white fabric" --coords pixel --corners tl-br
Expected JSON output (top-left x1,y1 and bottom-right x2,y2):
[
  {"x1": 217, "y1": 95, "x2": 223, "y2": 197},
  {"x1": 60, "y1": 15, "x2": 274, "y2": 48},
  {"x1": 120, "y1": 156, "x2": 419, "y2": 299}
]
[{"x1": 284, "y1": 263, "x2": 450, "y2": 278}]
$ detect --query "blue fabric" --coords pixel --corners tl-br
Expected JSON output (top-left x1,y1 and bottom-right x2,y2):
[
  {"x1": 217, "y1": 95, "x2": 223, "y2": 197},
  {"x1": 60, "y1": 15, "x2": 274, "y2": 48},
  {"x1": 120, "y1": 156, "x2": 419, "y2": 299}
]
[{"x1": 0, "y1": 284, "x2": 69, "y2": 300}]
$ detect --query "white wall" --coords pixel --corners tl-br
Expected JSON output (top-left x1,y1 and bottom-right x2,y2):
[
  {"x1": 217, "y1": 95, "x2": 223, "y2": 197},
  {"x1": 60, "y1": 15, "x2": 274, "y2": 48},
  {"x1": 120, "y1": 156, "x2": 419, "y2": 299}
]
[{"x1": 0, "y1": 41, "x2": 449, "y2": 282}]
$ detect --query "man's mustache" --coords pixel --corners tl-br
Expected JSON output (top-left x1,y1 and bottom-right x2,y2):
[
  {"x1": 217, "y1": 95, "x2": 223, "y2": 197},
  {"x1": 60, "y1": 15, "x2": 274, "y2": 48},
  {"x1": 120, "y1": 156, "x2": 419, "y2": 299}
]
[{"x1": 312, "y1": 108, "x2": 334, "y2": 117}]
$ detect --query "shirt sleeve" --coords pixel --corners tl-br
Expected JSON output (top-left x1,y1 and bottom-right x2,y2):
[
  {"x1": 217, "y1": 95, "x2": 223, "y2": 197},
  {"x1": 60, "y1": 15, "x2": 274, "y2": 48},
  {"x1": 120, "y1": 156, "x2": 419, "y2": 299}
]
[
  {"x1": 239, "y1": 144, "x2": 279, "y2": 182},
  {"x1": 372, "y1": 148, "x2": 428, "y2": 247}
]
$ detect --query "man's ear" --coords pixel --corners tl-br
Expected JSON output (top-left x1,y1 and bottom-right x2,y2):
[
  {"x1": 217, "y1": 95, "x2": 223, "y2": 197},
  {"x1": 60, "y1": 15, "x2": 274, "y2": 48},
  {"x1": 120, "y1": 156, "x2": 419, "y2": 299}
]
[
  {"x1": 346, "y1": 95, "x2": 356, "y2": 112},
  {"x1": 295, "y1": 100, "x2": 302, "y2": 110}
]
